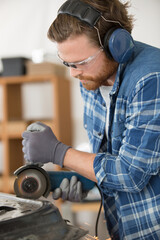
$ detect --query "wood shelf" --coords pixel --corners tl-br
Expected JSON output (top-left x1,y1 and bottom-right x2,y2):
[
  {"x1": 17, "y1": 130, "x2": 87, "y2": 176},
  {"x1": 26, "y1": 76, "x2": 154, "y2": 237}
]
[
  {"x1": 4, "y1": 121, "x2": 28, "y2": 138},
  {"x1": 0, "y1": 124, "x2": 2, "y2": 139},
  {"x1": 0, "y1": 74, "x2": 72, "y2": 193},
  {"x1": 0, "y1": 75, "x2": 61, "y2": 84}
]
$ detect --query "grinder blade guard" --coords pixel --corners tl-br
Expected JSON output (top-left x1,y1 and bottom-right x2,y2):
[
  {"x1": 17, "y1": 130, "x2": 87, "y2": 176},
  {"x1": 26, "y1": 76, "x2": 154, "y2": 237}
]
[{"x1": 14, "y1": 164, "x2": 51, "y2": 199}]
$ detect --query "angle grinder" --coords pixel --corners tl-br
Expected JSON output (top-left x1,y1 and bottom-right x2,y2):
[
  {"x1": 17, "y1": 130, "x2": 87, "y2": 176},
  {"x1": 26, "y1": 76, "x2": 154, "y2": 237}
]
[{"x1": 14, "y1": 164, "x2": 95, "y2": 200}]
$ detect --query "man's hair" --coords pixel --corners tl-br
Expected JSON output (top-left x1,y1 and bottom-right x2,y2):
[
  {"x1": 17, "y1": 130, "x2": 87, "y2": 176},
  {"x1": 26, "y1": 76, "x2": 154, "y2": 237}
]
[{"x1": 47, "y1": 0, "x2": 134, "y2": 47}]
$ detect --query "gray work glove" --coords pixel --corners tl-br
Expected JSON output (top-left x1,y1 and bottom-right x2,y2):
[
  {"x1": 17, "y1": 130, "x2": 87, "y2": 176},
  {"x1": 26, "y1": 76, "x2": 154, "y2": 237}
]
[
  {"x1": 22, "y1": 122, "x2": 70, "y2": 167},
  {"x1": 52, "y1": 176, "x2": 88, "y2": 202}
]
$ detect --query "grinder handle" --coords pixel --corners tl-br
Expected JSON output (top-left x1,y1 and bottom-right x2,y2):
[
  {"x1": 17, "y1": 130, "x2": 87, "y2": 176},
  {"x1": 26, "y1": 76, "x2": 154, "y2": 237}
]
[{"x1": 47, "y1": 171, "x2": 95, "y2": 192}]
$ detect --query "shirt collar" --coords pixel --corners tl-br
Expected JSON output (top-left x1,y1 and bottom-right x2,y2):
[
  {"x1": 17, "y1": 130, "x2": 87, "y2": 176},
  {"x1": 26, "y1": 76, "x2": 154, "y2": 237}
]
[{"x1": 110, "y1": 63, "x2": 126, "y2": 96}]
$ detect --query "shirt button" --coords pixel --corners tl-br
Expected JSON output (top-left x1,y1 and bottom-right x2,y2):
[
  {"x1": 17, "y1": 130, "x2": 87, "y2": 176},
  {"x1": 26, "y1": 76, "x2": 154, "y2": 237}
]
[
  {"x1": 84, "y1": 124, "x2": 87, "y2": 128},
  {"x1": 98, "y1": 132, "x2": 102, "y2": 136}
]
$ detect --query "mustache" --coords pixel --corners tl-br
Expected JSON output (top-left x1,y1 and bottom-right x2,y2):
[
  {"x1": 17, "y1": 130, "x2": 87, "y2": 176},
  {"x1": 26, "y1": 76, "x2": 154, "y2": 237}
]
[{"x1": 77, "y1": 75, "x2": 94, "y2": 81}]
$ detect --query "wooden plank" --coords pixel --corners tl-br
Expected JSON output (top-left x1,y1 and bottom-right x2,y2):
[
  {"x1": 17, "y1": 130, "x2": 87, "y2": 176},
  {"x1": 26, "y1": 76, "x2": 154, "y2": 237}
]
[
  {"x1": 0, "y1": 124, "x2": 2, "y2": 138},
  {"x1": 0, "y1": 176, "x2": 3, "y2": 192},
  {"x1": 6, "y1": 121, "x2": 28, "y2": 138},
  {"x1": 8, "y1": 139, "x2": 24, "y2": 174},
  {"x1": 7, "y1": 84, "x2": 22, "y2": 120},
  {"x1": 0, "y1": 75, "x2": 58, "y2": 84}
]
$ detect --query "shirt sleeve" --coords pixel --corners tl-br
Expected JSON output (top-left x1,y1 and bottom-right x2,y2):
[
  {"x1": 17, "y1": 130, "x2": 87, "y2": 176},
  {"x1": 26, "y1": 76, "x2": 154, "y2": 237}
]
[{"x1": 94, "y1": 73, "x2": 160, "y2": 195}]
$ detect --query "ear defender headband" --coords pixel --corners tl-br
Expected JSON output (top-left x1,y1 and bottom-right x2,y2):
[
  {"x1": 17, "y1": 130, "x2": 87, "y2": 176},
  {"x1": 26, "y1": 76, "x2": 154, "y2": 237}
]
[{"x1": 58, "y1": 0, "x2": 135, "y2": 63}]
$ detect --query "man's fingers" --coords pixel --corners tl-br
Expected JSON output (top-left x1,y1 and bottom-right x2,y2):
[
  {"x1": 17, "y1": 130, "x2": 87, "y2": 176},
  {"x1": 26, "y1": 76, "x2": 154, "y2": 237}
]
[
  {"x1": 27, "y1": 122, "x2": 45, "y2": 132},
  {"x1": 52, "y1": 188, "x2": 62, "y2": 200},
  {"x1": 52, "y1": 176, "x2": 86, "y2": 202},
  {"x1": 69, "y1": 176, "x2": 82, "y2": 201},
  {"x1": 22, "y1": 131, "x2": 31, "y2": 139},
  {"x1": 60, "y1": 178, "x2": 70, "y2": 200},
  {"x1": 75, "y1": 181, "x2": 82, "y2": 202}
]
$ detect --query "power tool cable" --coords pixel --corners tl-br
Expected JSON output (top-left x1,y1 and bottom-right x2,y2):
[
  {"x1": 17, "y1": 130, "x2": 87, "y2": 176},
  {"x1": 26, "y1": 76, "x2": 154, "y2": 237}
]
[{"x1": 95, "y1": 184, "x2": 103, "y2": 238}]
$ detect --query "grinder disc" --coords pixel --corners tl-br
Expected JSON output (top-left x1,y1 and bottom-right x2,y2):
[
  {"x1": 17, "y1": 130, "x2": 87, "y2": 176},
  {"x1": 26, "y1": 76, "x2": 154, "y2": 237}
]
[{"x1": 14, "y1": 168, "x2": 47, "y2": 199}]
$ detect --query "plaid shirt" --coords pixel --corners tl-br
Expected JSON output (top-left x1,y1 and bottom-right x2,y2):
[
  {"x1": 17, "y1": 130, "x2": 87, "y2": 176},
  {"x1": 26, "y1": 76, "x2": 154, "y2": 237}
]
[{"x1": 80, "y1": 41, "x2": 160, "y2": 239}]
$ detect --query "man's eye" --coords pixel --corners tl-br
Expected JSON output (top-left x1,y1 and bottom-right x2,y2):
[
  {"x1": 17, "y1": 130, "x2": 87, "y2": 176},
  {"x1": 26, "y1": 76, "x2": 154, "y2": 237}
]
[{"x1": 70, "y1": 64, "x2": 77, "y2": 68}]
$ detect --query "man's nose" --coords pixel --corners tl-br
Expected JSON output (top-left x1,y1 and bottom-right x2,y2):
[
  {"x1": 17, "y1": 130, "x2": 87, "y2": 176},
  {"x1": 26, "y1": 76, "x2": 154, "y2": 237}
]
[{"x1": 69, "y1": 67, "x2": 83, "y2": 78}]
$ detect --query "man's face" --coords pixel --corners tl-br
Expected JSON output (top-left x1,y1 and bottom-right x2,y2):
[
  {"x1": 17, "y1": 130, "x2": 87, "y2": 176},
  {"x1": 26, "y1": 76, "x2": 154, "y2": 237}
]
[{"x1": 57, "y1": 34, "x2": 118, "y2": 90}]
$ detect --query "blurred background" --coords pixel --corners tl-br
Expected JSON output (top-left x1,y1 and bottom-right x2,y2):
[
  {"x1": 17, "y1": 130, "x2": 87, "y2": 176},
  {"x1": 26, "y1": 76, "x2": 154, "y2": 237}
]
[{"x1": 0, "y1": 0, "x2": 160, "y2": 239}]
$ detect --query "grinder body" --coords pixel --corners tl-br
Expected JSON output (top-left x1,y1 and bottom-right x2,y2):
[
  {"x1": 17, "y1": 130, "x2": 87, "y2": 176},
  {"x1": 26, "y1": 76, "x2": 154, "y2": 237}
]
[{"x1": 14, "y1": 164, "x2": 95, "y2": 199}]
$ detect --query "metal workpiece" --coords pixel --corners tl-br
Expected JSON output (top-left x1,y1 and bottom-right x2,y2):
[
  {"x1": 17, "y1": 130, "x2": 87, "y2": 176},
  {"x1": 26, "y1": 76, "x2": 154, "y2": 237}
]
[{"x1": 0, "y1": 193, "x2": 87, "y2": 240}]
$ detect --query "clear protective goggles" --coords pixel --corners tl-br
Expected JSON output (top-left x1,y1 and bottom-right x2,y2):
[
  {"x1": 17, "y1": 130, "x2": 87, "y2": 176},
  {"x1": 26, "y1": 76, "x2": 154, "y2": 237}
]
[{"x1": 58, "y1": 47, "x2": 103, "y2": 70}]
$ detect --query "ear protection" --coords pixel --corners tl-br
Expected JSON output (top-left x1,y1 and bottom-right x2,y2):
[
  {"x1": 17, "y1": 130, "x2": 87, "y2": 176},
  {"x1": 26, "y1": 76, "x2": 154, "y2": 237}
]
[{"x1": 58, "y1": 0, "x2": 135, "y2": 63}]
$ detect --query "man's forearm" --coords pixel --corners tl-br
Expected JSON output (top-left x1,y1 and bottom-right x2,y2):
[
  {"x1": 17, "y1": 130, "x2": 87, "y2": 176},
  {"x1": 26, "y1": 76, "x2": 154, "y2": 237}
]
[{"x1": 63, "y1": 148, "x2": 97, "y2": 182}]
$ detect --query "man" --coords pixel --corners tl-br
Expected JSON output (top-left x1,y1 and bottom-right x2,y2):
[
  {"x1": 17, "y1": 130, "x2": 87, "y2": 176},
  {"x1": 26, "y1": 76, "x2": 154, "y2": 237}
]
[{"x1": 22, "y1": 0, "x2": 160, "y2": 239}]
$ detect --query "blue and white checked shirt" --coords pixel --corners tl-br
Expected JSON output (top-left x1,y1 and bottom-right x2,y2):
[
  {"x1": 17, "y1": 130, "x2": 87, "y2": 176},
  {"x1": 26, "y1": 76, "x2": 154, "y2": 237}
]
[{"x1": 80, "y1": 41, "x2": 160, "y2": 239}]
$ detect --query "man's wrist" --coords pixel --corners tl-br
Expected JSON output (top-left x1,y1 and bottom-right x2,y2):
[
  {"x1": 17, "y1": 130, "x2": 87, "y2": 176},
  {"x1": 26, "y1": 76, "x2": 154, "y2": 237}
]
[{"x1": 53, "y1": 142, "x2": 71, "y2": 167}]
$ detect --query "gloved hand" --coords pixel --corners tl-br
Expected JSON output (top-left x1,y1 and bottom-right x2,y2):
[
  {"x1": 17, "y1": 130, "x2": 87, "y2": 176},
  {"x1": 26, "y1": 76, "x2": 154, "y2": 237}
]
[
  {"x1": 22, "y1": 122, "x2": 71, "y2": 167},
  {"x1": 52, "y1": 176, "x2": 88, "y2": 202}
]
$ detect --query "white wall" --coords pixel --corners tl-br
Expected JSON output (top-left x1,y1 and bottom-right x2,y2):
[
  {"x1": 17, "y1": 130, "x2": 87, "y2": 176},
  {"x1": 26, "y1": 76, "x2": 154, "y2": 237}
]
[
  {"x1": 0, "y1": 0, "x2": 160, "y2": 164},
  {"x1": 0, "y1": 0, "x2": 63, "y2": 58},
  {"x1": 129, "y1": 0, "x2": 160, "y2": 47}
]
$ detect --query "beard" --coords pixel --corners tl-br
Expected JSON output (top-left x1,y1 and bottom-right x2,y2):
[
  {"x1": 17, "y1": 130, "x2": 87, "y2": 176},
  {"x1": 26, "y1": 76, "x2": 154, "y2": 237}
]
[
  {"x1": 78, "y1": 75, "x2": 104, "y2": 90},
  {"x1": 77, "y1": 58, "x2": 118, "y2": 91}
]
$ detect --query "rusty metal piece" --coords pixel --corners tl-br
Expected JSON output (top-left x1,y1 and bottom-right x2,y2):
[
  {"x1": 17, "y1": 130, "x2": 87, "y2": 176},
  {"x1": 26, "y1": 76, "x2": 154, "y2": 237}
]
[{"x1": 0, "y1": 193, "x2": 87, "y2": 240}]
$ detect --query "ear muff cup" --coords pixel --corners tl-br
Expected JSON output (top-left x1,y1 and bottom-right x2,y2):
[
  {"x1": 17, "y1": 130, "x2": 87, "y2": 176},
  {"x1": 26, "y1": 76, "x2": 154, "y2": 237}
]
[{"x1": 103, "y1": 28, "x2": 135, "y2": 63}]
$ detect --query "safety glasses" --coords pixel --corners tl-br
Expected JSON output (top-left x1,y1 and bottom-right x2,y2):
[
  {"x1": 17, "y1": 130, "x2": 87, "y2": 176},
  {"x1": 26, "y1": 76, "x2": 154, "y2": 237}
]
[{"x1": 58, "y1": 47, "x2": 103, "y2": 70}]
